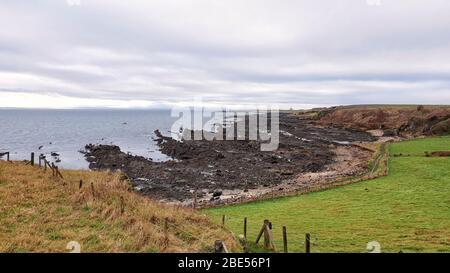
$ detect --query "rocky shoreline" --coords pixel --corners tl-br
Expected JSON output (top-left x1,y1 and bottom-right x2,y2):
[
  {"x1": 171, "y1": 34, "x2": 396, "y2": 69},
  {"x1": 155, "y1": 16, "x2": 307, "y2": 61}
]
[{"x1": 81, "y1": 112, "x2": 376, "y2": 206}]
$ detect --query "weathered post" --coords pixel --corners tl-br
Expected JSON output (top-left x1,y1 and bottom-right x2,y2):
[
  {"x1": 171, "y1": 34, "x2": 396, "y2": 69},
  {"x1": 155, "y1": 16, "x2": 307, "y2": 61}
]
[
  {"x1": 222, "y1": 215, "x2": 225, "y2": 227},
  {"x1": 79, "y1": 179, "x2": 83, "y2": 189},
  {"x1": 44, "y1": 159, "x2": 50, "y2": 172},
  {"x1": 57, "y1": 166, "x2": 62, "y2": 178},
  {"x1": 50, "y1": 163, "x2": 63, "y2": 179},
  {"x1": 7, "y1": 152, "x2": 10, "y2": 162},
  {"x1": 305, "y1": 233, "x2": 311, "y2": 253},
  {"x1": 263, "y1": 220, "x2": 271, "y2": 249},
  {"x1": 256, "y1": 220, "x2": 267, "y2": 244},
  {"x1": 31, "y1": 152, "x2": 35, "y2": 166},
  {"x1": 38, "y1": 155, "x2": 42, "y2": 168},
  {"x1": 244, "y1": 217, "x2": 248, "y2": 239},
  {"x1": 283, "y1": 226, "x2": 288, "y2": 253}
]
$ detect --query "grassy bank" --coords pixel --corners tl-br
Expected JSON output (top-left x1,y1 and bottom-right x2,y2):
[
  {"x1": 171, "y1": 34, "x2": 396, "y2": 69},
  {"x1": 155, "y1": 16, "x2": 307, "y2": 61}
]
[
  {"x1": 206, "y1": 136, "x2": 450, "y2": 253},
  {"x1": 0, "y1": 162, "x2": 236, "y2": 253}
]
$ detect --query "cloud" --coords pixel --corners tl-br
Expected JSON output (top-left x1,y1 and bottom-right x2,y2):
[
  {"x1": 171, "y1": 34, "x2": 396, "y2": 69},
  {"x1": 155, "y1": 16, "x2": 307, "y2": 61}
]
[{"x1": 1, "y1": 0, "x2": 450, "y2": 109}]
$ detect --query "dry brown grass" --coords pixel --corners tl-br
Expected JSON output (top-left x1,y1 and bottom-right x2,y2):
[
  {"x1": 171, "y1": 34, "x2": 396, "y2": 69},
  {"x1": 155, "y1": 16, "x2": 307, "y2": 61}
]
[{"x1": 0, "y1": 161, "x2": 236, "y2": 253}]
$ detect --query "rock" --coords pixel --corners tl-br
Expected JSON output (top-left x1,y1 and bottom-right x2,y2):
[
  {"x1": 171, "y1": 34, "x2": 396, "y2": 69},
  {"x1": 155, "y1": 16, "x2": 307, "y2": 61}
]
[
  {"x1": 383, "y1": 129, "x2": 398, "y2": 137},
  {"x1": 80, "y1": 110, "x2": 374, "y2": 204},
  {"x1": 280, "y1": 170, "x2": 294, "y2": 176},
  {"x1": 212, "y1": 190, "x2": 223, "y2": 197},
  {"x1": 85, "y1": 156, "x2": 96, "y2": 162}
]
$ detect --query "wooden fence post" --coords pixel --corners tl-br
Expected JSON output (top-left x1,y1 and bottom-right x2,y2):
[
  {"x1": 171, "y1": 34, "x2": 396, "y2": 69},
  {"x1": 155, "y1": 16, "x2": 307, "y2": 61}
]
[
  {"x1": 283, "y1": 226, "x2": 288, "y2": 253},
  {"x1": 263, "y1": 220, "x2": 271, "y2": 249},
  {"x1": 7, "y1": 152, "x2": 10, "y2": 162},
  {"x1": 31, "y1": 152, "x2": 35, "y2": 166},
  {"x1": 222, "y1": 215, "x2": 225, "y2": 227},
  {"x1": 58, "y1": 166, "x2": 63, "y2": 179},
  {"x1": 256, "y1": 220, "x2": 268, "y2": 244},
  {"x1": 255, "y1": 219, "x2": 276, "y2": 251},
  {"x1": 264, "y1": 221, "x2": 276, "y2": 251},
  {"x1": 45, "y1": 159, "x2": 49, "y2": 171},
  {"x1": 79, "y1": 179, "x2": 83, "y2": 189},
  {"x1": 305, "y1": 233, "x2": 311, "y2": 253},
  {"x1": 50, "y1": 163, "x2": 64, "y2": 179},
  {"x1": 244, "y1": 217, "x2": 247, "y2": 239}
]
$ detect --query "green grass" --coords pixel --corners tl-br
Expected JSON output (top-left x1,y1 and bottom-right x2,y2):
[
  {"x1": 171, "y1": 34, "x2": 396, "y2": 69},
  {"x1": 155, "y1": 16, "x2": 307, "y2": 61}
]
[
  {"x1": 391, "y1": 135, "x2": 450, "y2": 155},
  {"x1": 205, "y1": 136, "x2": 450, "y2": 253}
]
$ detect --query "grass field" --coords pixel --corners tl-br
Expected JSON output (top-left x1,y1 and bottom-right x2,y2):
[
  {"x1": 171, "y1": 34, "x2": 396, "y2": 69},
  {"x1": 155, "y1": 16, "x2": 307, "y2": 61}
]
[
  {"x1": 0, "y1": 162, "x2": 235, "y2": 253},
  {"x1": 205, "y1": 136, "x2": 450, "y2": 253}
]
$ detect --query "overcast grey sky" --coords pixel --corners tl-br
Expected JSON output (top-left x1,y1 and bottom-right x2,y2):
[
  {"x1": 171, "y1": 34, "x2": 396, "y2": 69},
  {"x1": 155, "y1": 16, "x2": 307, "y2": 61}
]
[{"x1": 1, "y1": 0, "x2": 450, "y2": 109}]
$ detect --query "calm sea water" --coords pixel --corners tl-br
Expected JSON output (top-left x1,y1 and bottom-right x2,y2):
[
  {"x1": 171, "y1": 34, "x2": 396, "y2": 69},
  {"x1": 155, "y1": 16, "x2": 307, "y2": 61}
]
[{"x1": 0, "y1": 109, "x2": 177, "y2": 169}]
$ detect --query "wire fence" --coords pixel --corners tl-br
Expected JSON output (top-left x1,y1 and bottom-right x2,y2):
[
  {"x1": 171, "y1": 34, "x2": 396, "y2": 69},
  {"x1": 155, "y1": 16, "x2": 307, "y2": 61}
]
[
  {"x1": 0, "y1": 151, "x2": 64, "y2": 178},
  {"x1": 214, "y1": 214, "x2": 387, "y2": 253}
]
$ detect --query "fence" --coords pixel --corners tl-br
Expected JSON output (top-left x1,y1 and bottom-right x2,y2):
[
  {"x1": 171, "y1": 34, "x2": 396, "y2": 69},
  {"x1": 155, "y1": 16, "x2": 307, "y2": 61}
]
[
  {"x1": 0, "y1": 151, "x2": 10, "y2": 162},
  {"x1": 220, "y1": 216, "x2": 314, "y2": 253},
  {"x1": 0, "y1": 151, "x2": 63, "y2": 179},
  {"x1": 216, "y1": 214, "x2": 386, "y2": 253}
]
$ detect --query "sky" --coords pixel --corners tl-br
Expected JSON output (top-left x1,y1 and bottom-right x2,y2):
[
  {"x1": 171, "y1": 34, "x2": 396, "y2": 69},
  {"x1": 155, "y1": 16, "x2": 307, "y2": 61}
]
[{"x1": 1, "y1": 0, "x2": 450, "y2": 109}]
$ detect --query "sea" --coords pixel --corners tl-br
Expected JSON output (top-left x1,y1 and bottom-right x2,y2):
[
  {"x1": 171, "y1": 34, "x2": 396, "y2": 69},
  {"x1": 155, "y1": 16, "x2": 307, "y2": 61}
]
[{"x1": 0, "y1": 109, "x2": 178, "y2": 169}]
